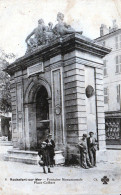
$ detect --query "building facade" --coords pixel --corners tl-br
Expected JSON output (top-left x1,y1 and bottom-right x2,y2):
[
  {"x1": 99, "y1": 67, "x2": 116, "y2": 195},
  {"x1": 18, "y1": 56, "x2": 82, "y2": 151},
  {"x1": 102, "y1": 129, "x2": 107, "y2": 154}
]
[
  {"x1": 4, "y1": 14, "x2": 110, "y2": 163},
  {"x1": 95, "y1": 21, "x2": 121, "y2": 146}
]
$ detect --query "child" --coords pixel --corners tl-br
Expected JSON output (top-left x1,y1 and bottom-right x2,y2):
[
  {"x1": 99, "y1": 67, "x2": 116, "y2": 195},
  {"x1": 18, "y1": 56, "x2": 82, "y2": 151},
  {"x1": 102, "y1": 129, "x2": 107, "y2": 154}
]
[{"x1": 38, "y1": 141, "x2": 53, "y2": 174}]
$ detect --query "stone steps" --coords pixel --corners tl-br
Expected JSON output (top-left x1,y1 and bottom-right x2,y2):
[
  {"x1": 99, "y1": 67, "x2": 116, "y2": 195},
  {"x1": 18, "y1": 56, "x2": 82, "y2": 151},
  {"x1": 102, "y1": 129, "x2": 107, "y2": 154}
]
[
  {"x1": 0, "y1": 141, "x2": 13, "y2": 146},
  {"x1": 4, "y1": 149, "x2": 65, "y2": 165},
  {"x1": 4, "y1": 155, "x2": 38, "y2": 165}
]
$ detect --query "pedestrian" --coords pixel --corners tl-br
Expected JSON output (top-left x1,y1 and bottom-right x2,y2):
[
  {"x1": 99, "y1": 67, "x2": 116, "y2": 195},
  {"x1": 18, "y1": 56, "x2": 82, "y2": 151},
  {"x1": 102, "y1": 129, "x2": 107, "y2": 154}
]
[
  {"x1": 87, "y1": 132, "x2": 98, "y2": 167},
  {"x1": 78, "y1": 134, "x2": 93, "y2": 169},
  {"x1": 45, "y1": 133, "x2": 55, "y2": 167},
  {"x1": 38, "y1": 141, "x2": 53, "y2": 174}
]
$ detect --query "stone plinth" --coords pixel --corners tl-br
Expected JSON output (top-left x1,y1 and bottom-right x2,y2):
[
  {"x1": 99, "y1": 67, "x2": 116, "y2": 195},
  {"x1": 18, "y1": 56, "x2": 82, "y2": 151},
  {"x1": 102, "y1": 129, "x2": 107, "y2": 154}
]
[
  {"x1": 4, "y1": 33, "x2": 111, "y2": 163},
  {"x1": 4, "y1": 149, "x2": 65, "y2": 165}
]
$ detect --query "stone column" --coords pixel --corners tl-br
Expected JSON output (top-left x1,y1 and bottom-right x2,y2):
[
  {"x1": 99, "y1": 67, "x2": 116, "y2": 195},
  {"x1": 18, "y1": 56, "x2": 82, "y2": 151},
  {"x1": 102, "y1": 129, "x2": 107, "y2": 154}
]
[
  {"x1": 16, "y1": 79, "x2": 25, "y2": 149},
  {"x1": 28, "y1": 103, "x2": 37, "y2": 150},
  {"x1": 95, "y1": 67, "x2": 106, "y2": 150},
  {"x1": 47, "y1": 98, "x2": 53, "y2": 135},
  {"x1": 51, "y1": 66, "x2": 64, "y2": 150},
  {"x1": 24, "y1": 104, "x2": 30, "y2": 150},
  {"x1": 63, "y1": 54, "x2": 88, "y2": 160}
]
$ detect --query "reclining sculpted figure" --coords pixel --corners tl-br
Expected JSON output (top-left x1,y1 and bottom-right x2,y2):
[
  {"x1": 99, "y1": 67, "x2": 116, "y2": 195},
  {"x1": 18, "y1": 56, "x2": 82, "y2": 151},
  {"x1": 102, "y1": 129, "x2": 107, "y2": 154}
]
[
  {"x1": 53, "y1": 12, "x2": 83, "y2": 36},
  {"x1": 25, "y1": 13, "x2": 83, "y2": 53}
]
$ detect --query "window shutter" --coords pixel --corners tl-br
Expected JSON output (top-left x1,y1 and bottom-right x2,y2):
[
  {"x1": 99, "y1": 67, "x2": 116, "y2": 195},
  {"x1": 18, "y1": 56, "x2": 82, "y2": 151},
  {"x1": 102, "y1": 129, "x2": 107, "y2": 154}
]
[
  {"x1": 104, "y1": 88, "x2": 108, "y2": 104},
  {"x1": 120, "y1": 35, "x2": 121, "y2": 48},
  {"x1": 116, "y1": 65, "x2": 119, "y2": 73},
  {"x1": 115, "y1": 36, "x2": 118, "y2": 49},
  {"x1": 103, "y1": 60, "x2": 107, "y2": 76},
  {"x1": 116, "y1": 56, "x2": 118, "y2": 64},
  {"x1": 116, "y1": 56, "x2": 119, "y2": 73},
  {"x1": 117, "y1": 85, "x2": 120, "y2": 103}
]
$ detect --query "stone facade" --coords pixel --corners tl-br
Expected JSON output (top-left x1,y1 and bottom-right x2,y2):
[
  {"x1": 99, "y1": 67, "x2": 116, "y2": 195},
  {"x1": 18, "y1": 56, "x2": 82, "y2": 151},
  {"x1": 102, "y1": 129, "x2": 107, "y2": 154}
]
[
  {"x1": 4, "y1": 33, "x2": 110, "y2": 161},
  {"x1": 95, "y1": 24, "x2": 121, "y2": 146},
  {"x1": 95, "y1": 28, "x2": 121, "y2": 112}
]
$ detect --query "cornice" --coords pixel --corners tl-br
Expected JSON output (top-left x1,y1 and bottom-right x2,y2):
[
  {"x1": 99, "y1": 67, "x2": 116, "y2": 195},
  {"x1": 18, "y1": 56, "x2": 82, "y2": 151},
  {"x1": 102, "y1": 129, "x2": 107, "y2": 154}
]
[{"x1": 4, "y1": 33, "x2": 111, "y2": 75}]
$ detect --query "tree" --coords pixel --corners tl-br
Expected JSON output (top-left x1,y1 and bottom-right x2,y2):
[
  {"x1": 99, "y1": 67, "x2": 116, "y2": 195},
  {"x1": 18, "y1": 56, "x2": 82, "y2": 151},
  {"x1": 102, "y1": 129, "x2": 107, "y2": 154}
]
[{"x1": 0, "y1": 49, "x2": 16, "y2": 113}]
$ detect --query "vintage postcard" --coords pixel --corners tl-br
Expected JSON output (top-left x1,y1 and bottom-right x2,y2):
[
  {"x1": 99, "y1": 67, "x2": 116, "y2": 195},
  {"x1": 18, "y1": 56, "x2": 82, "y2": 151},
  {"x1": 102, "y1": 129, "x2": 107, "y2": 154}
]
[{"x1": 0, "y1": 0, "x2": 121, "y2": 195}]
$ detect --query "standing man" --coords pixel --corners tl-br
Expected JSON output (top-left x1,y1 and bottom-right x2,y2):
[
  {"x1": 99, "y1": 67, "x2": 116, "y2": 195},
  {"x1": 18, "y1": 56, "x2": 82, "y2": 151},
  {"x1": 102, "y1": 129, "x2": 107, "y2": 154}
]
[
  {"x1": 87, "y1": 132, "x2": 98, "y2": 167},
  {"x1": 45, "y1": 133, "x2": 55, "y2": 167},
  {"x1": 78, "y1": 134, "x2": 93, "y2": 169}
]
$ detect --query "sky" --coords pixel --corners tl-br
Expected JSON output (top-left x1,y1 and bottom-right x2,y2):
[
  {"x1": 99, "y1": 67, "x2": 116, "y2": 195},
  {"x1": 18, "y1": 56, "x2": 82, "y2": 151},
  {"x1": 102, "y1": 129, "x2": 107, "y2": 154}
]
[{"x1": 0, "y1": 0, "x2": 121, "y2": 58}]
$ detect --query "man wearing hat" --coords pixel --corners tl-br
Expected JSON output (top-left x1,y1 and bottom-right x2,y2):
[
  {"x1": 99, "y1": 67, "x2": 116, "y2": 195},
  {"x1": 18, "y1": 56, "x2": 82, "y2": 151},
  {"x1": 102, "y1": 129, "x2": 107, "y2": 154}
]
[
  {"x1": 87, "y1": 132, "x2": 98, "y2": 167},
  {"x1": 38, "y1": 141, "x2": 52, "y2": 174},
  {"x1": 78, "y1": 134, "x2": 93, "y2": 169},
  {"x1": 45, "y1": 133, "x2": 55, "y2": 167}
]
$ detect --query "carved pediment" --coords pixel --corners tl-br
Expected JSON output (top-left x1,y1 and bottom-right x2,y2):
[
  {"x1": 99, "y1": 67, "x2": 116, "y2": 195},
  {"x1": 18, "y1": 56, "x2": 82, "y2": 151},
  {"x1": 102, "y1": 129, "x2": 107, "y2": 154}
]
[{"x1": 25, "y1": 12, "x2": 83, "y2": 54}]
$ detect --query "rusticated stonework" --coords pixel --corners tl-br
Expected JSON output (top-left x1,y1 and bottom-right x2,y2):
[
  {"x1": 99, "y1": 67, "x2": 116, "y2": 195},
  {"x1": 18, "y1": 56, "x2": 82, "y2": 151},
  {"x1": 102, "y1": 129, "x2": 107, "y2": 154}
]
[{"x1": 4, "y1": 30, "x2": 110, "y2": 163}]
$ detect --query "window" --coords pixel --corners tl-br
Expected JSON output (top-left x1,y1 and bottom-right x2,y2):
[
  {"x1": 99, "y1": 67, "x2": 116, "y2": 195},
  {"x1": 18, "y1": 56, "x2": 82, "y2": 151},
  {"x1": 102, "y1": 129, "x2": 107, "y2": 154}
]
[
  {"x1": 103, "y1": 60, "x2": 107, "y2": 76},
  {"x1": 115, "y1": 35, "x2": 121, "y2": 49},
  {"x1": 115, "y1": 36, "x2": 118, "y2": 49},
  {"x1": 115, "y1": 55, "x2": 121, "y2": 73},
  {"x1": 120, "y1": 35, "x2": 121, "y2": 48},
  {"x1": 117, "y1": 85, "x2": 120, "y2": 103},
  {"x1": 104, "y1": 88, "x2": 108, "y2": 104}
]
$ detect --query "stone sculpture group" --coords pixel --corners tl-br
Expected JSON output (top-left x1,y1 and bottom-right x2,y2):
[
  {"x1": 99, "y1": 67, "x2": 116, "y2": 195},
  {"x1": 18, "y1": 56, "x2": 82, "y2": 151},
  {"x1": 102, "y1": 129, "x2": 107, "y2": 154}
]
[{"x1": 25, "y1": 12, "x2": 83, "y2": 53}]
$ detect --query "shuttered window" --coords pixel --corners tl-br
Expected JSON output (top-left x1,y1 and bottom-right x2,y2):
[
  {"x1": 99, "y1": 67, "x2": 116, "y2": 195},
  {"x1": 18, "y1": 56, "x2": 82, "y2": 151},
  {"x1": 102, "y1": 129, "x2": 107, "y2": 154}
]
[
  {"x1": 115, "y1": 55, "x2": 121, "y2": 73},
  {"x1": 117, "y1": 85, "x2": 120, "y2": 103},
  {"x1": 103, "y1": 60, "x2": 107, "y2": 76},
  {"x1": 115, "y1": 36, "x2": 118, "y2": 49},
  {"x1": 104, "y1": 88, "x2": 108, "y2": 104},
  {"x1": 115, "y1": 35, "x2": 121, "y2": 49}
]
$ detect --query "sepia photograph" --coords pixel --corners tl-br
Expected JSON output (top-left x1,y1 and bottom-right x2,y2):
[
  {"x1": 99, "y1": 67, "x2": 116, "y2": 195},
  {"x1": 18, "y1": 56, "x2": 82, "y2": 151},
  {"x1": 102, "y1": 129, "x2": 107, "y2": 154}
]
[{"x1": 0, "y1": 0, "x2": 121, "y2": 194}]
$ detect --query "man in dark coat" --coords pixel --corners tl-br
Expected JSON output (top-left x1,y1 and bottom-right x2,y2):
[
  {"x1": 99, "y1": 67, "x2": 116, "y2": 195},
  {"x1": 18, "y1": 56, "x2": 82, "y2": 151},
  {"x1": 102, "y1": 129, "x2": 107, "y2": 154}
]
[
  {"x1": 45, "y1": 133, "x2": 55, "y2": 167},
  {"x1": 87, "y1": 132, "x2": 98, "y2": 167},
  {"x1": 78, "y1": 134, "x2": 93, "y2": 169},
  {"x1": 38, "y1": 141, "x2": 52, "y2": 174}
]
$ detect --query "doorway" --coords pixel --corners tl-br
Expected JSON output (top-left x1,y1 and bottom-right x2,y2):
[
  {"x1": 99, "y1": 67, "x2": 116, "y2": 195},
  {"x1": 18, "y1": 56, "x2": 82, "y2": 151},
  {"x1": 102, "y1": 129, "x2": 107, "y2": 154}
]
[{"x1": 36, "y1": 86, "x2": 49, "y2": 148}]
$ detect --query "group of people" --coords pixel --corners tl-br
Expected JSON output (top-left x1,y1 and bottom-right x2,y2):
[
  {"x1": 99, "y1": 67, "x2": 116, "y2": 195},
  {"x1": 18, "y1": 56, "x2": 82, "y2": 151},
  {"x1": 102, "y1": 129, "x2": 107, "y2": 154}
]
[
  {"x1": 38, "y1": 131, "x2": 97, "y2": 173},
  {"x1": 38, "y1": 133, "x2": 55, "y2": 174},
  {"x1": 78, "y1": 132, "x2": 97, "y2": 169}
]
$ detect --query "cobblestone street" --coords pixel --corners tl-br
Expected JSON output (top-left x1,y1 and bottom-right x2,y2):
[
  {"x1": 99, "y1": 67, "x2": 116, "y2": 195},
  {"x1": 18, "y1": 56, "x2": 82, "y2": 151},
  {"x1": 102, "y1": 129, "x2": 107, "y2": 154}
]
[{"x1": 0, "y1": 159, "x2": 121, "y2": 195}]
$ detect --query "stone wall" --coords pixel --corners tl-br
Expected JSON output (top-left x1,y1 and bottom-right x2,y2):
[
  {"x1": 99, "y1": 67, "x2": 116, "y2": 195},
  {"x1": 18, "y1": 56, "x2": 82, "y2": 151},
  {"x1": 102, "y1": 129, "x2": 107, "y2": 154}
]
[
  {"x1": 5, "y1": 33, "x2": 110, "y2": 162},
  {"x1": 63, "y1": 50, "x2": 106, "y2": 161}
]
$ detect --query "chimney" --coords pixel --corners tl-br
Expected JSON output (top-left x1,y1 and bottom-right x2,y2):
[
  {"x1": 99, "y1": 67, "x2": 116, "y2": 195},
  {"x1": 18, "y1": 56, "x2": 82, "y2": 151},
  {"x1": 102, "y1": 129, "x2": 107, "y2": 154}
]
[
  {"x1": 100, "y1": 24, "x2": 109, "y2": 36},
  {"x1": 112, "y1": 19, "x2": 118, "y2": 31}
]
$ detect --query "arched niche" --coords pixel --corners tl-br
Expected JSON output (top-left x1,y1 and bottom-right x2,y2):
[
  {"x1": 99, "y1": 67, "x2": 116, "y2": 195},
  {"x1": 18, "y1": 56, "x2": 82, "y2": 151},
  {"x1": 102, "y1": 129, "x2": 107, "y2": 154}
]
[{"x1": 24, "y1": 77, "x2": 52, "y2": 150}]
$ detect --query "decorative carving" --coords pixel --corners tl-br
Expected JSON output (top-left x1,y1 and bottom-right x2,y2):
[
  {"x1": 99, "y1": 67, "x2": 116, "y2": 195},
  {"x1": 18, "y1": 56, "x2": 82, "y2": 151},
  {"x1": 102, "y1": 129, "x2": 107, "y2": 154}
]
[
  {"x1": 55, "y1": 105, "x2": 61, "y2": 115},
  {"x1": 18, "y1": 112, "x2": 22, "y2": 120},
  {"x1": 105, "y1": 118, "x2": 120, "y2": 140},
  {"x1": 25, "y1": 13, "x2": 83, "y2": 53},
  {"x1": 86, "y1": 85, "x2": 94, "y2": 98}
]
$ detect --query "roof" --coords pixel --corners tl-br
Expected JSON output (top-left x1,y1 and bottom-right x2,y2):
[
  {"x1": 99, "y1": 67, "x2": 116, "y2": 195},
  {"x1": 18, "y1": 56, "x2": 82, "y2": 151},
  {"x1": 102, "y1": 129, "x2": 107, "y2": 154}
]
[
  {"x1": 3, "y1": 33, "x2": 111, "y2": 76},
  {"x1": 95, "y1": 28, "x2": 121, "y2": 42}
]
